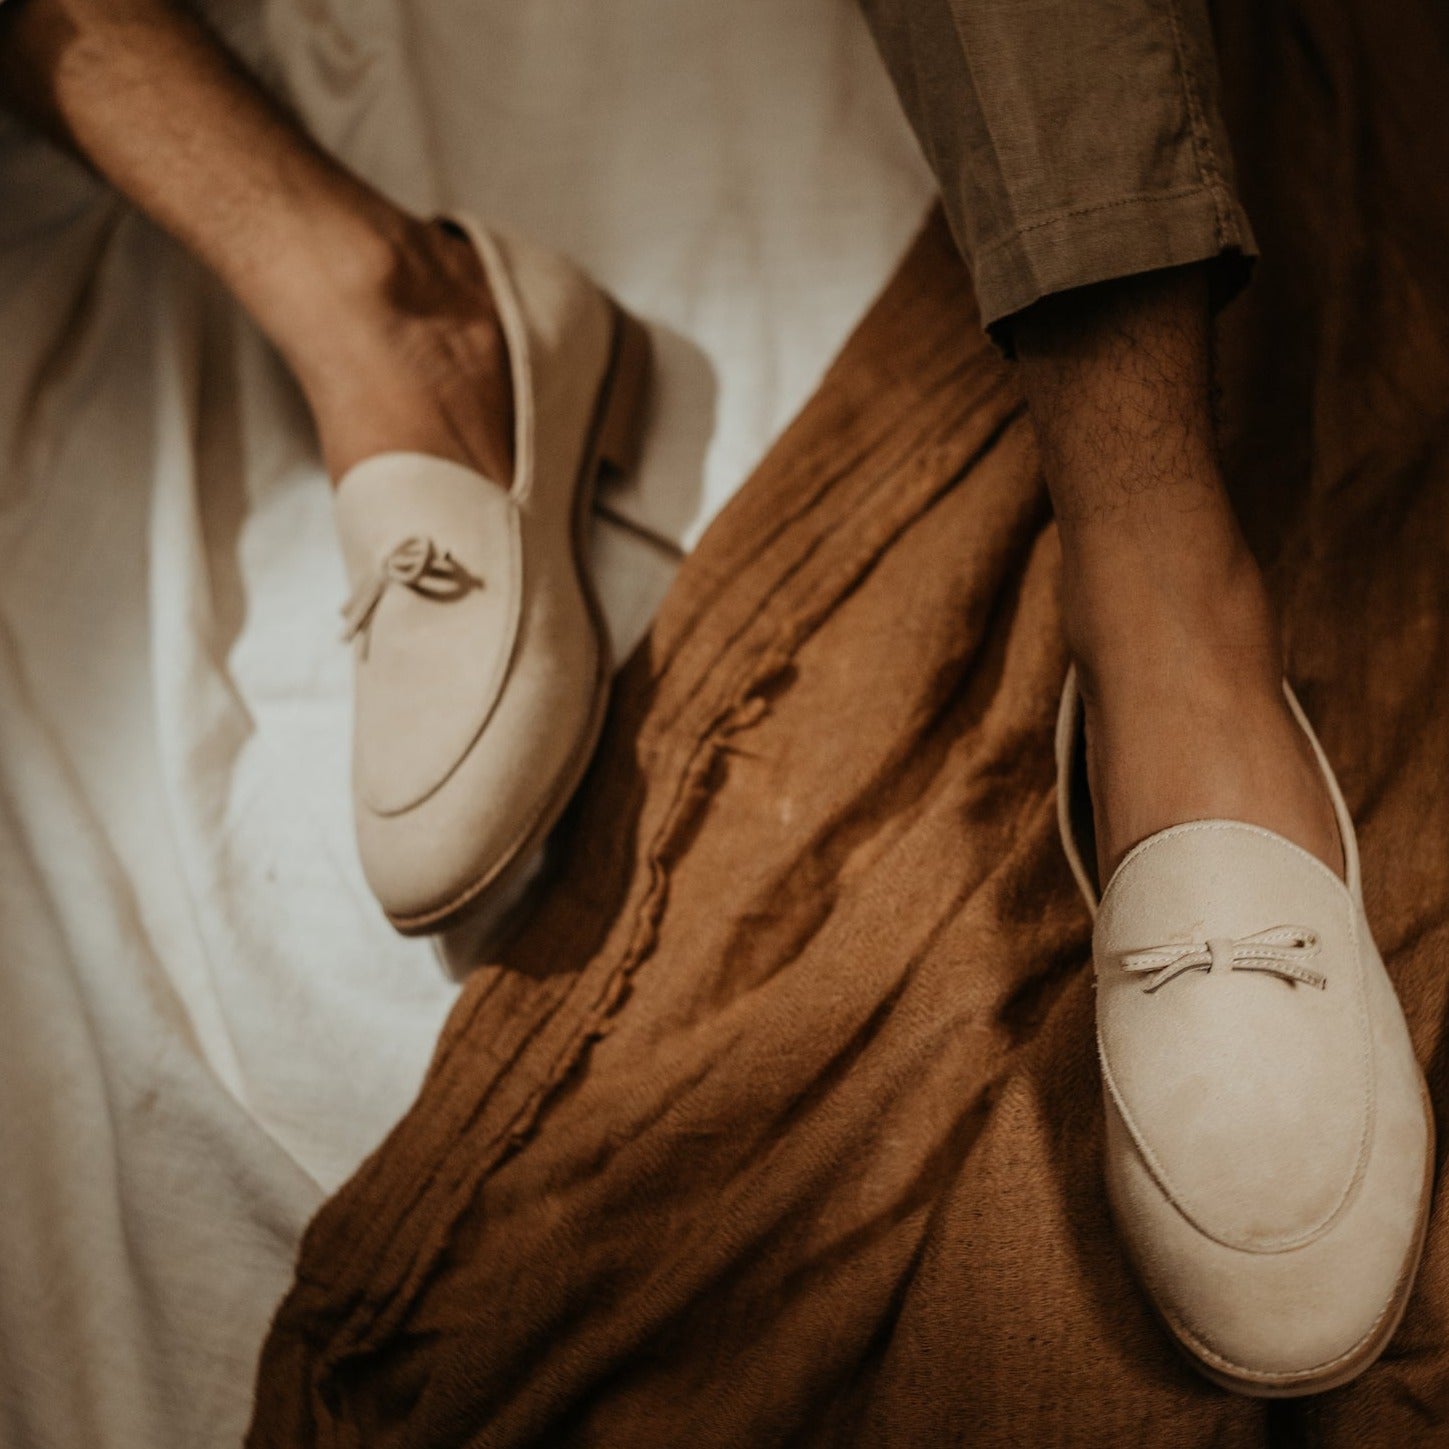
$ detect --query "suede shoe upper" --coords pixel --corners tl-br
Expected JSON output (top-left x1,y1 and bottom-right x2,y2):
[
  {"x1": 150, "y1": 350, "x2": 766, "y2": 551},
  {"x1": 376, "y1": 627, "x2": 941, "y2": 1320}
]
[
  {"x1": 1055, "y1": 666, "x2": 1433, "y2": 1393},
  {"x1": 333, "y1": 220, "x2": 631, "y2": 931},
  {"x1": 1096, "y1": 821, "x2": 1371, "y2": 1253}
]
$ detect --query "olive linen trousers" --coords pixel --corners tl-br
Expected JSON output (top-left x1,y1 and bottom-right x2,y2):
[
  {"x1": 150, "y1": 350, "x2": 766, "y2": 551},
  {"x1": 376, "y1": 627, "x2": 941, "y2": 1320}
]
[{"x1": 860, "y1": 0, "x2": 1258, "y2": 339}]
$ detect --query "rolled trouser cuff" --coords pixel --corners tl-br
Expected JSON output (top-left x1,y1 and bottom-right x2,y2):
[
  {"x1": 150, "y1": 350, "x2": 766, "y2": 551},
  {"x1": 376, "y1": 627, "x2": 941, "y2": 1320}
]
[
  {"x1": 966, "y1": 183, "x2": 1257, "y2": 346},
  {"x1": 860, "y1": 0, "x2": 1258, "y2": 352}
]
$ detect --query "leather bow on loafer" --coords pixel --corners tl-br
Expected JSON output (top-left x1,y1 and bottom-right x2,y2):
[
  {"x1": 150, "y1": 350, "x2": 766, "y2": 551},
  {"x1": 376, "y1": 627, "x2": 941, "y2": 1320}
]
[
  {"x1": 334, "y1": 218, "x2": 650, "y2": 935},
  {"x1": 1055, "y1": 666, "x2": 1434, "y2": 1396}
]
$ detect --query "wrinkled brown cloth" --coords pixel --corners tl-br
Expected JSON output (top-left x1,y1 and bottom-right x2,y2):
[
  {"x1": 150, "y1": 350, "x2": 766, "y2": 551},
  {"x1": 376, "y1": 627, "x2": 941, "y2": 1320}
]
[{"x1": 250, "y1": 2, "x2": 1449, "y2": 1443}]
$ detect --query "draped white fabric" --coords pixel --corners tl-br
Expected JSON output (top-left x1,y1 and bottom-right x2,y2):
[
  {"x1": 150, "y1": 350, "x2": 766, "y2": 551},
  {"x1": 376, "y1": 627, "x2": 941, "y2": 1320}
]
[{"x1": 0, "y1": 2, "x2": 932, "y2": 1443}]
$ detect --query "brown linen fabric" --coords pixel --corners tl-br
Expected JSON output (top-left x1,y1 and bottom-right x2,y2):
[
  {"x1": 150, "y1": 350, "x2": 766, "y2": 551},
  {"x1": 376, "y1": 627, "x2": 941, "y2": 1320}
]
[
  {"x1": 249, "y1": 0, "x2": 1449, "y2": 1441},
  {"x1": 858, "y1": 0, "x2": 1257, "y2": 338}
]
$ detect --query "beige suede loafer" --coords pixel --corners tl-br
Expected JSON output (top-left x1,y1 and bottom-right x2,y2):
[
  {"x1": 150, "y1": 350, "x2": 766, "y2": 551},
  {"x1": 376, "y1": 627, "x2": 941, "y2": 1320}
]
[
  {"x1": 1055, "y1": 666, "x2": 1434, "y2": 1396},
  {"x1": 334, "y1": 218, "x2": 649, "y2": 934}
]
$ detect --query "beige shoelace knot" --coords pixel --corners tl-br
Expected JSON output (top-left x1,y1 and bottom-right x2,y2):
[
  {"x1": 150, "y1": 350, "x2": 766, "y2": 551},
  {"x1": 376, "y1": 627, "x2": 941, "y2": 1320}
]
[
  {"x1": 1121, "y1": 926, "x2": 1326, "y2": 994},
  {"x1": 340, "y1": 536, "x2": 475, "y2": 645}
]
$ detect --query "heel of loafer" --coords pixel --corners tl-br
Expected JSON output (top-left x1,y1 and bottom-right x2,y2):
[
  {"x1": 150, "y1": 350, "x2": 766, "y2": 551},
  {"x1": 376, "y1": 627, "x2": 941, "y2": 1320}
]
[{"x1": 596, "y1": 308, "x2": 652, "y2": 478}]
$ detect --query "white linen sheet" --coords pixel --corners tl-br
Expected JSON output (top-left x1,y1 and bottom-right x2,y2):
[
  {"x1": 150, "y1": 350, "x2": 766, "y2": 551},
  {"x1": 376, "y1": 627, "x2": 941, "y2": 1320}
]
[{"x1": 0, "y1": 1, "x2": 934, "y2": 1444}]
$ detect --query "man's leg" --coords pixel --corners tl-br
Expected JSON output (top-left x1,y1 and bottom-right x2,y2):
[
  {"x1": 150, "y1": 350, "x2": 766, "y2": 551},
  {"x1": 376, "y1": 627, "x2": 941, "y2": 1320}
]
[
  {"x1": 1014, "y1": 265, "x2": 1341, "y2": 879},
  {"x1": 0, "y1": 0, "x2": 514, "y2": 485},
  {"x1": 860, "y1": 0, "x2": 1341, "y2": 879}
]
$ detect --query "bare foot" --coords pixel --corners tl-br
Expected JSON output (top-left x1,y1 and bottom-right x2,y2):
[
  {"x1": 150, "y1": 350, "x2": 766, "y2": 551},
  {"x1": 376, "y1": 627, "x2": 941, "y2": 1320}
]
[
  {"x1": 282, "y1": 217, "x2": 516, "y2": 485},
  {"x1": 1067, "y1": 546, "x2": 1345, "y2": 884}
]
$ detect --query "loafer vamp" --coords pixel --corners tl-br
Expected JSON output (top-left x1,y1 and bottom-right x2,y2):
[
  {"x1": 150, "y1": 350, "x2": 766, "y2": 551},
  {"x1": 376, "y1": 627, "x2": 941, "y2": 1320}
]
[
  {"x1": 350, "y1": 555, "x2": 601, "y2": 924},
  {"x1": 1096, "y1": 822, "x2": 1372, "y2": 1252},
  {"x1": 339, "y1": 454, "x2": 604, "y2": 924},
  {"x1": 337, "y1": 455, "x2": 524, "y2": 817}
]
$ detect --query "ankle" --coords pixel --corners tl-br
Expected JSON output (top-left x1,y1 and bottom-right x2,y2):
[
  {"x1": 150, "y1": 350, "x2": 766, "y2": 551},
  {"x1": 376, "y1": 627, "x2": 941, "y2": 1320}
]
[
  {"x1": 309, "y1": 213, "x2": 480, "y2": 331},
  {"x1": 261, "y1": 212, "x2": 451, "y2": 385},
  {"x1": 1065, "y1": 534, "x2": 1283, "y2": 705},
  {"x1": 273, "y1": 214, "x2": 515, "y2": 484},
  {"x1": 258, "y1": 209, "x2": 433, "y2": 375}
]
